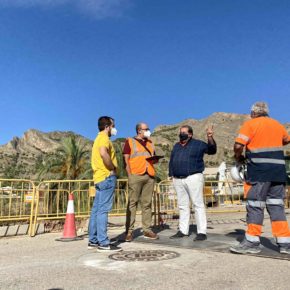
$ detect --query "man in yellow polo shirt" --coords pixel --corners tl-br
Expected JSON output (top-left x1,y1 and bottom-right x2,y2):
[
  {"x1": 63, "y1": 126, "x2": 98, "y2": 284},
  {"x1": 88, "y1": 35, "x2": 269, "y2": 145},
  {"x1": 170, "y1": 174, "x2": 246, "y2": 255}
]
[{"x1": 88, "y1": 116, "x2": 122, "y2": 252}]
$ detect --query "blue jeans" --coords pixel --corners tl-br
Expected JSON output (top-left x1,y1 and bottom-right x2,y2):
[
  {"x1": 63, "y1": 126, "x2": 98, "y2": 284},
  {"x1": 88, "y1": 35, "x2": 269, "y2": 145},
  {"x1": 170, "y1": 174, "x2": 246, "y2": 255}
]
[{"x1": 89, "y1": 175, "x2": 117, "y2": 246}]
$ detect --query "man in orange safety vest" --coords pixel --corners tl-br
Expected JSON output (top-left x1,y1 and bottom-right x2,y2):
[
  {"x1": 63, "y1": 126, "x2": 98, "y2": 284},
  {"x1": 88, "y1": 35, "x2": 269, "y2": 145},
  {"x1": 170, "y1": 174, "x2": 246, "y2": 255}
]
[{"x1": 123, "y1": 122, "x2": 159, "y2": 241}]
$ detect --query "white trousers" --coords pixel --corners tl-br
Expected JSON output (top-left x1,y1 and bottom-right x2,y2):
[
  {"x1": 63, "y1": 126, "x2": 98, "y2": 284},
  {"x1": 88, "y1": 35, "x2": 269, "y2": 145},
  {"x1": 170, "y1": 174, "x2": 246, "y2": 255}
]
[{"x1": 173, "y1": 173, "x2": 207, "y2": 235}]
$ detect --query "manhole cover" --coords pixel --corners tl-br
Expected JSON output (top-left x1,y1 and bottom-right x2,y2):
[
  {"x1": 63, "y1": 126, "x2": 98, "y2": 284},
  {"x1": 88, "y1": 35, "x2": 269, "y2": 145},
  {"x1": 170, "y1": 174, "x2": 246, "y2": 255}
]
[{"x1": 109, "y1": 250, "x2": 180, "y2": 262}]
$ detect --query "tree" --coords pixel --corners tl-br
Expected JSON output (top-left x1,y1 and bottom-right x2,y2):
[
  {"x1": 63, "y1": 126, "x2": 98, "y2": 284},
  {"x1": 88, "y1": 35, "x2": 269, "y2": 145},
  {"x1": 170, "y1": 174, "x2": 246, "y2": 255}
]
[
  {"x1": 38, "y1": 136, "x2": 92, "y2": 180},
  {"x1": 113, "y1": 141, "x2": 127, "y2": 179}
]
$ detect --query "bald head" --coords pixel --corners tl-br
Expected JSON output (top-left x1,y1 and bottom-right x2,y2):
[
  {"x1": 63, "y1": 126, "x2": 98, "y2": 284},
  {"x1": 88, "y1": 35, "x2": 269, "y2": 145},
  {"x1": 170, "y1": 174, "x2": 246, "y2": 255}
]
[
  {"x1": 136, "y1": 122, "x2": 147, "y2": 134},
  {"x1": 136, "y1": 122, "x2": 151, "y2": 139}
]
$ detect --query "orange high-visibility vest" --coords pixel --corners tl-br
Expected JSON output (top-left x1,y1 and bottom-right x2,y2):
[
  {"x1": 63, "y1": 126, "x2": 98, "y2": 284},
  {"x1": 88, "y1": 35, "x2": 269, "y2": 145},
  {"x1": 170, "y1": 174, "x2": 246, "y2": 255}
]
[{"x1": 127, "y1": 138, "x2": 155, "y2": 176}]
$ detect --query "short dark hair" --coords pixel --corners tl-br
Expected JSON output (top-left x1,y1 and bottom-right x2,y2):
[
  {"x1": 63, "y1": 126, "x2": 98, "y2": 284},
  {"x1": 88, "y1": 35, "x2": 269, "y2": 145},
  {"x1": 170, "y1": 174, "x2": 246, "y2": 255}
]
[
  {"x1": 180, "y1": 125, "x2": 193, "y2": 134},
  {"x1": 98, "y1": 116, "x2": 114, "y2": 131}
]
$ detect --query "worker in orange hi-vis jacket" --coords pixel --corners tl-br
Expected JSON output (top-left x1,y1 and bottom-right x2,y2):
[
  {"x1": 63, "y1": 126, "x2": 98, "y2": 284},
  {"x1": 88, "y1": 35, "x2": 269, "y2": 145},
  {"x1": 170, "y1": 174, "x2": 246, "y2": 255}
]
[{"x1": 230, "y1": 101, "x2": 290, "y2": 255}]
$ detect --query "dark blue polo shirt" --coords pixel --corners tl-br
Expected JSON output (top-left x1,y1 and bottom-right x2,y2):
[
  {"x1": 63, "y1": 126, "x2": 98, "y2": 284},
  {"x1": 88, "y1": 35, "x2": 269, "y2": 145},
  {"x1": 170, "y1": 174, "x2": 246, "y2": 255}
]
[{"x1": 169, "y1": 138, "x2": 217, "y2": 178}]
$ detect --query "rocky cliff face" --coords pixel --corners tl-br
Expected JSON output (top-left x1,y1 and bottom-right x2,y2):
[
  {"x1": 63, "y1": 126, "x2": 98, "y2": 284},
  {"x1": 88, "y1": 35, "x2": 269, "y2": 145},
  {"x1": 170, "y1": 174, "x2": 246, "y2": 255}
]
[
  {"x1": 0, "y1": 113, "x2": 289, "y2": 180},
  {"x1": 0, "y1": 129, "x2": 92, "y2": 179}
]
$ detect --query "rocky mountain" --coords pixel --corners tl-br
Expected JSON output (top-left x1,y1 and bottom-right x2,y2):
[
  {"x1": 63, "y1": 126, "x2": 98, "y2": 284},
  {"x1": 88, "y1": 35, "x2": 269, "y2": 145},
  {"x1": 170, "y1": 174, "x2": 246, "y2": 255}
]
[
  {"x1": 0, "y1": 113, "x2": 289, "y2": 180},
  {"x1": 0, "y1": 130, "x2": 93, "y2": 180}
]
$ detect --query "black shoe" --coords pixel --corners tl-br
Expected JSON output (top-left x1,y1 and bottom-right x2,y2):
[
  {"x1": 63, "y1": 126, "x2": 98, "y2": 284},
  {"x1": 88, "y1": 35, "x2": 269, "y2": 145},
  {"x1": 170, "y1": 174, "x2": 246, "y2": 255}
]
[
  {"x1": 170, "y1": 231, "x2": 189, "y2": 239},
  {"x1": 97, "y1": 244, "x2": 122, "y2": 252},
  {"x1": 88, "y1": 241, "x2": 98, "y2": 249},
  {"x1": 194, "y1": 234, "x2": 207, "y2": 241}
]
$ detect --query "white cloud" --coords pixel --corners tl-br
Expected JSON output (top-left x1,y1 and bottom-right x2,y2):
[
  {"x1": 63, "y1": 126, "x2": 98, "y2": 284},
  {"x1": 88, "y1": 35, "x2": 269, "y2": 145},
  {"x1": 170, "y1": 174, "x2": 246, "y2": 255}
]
[
  {"x1": 0, "y1": 0, "x2": 131, "y2": 18},
  {"x1": 76, "y1": 0, "x2": 130, "y2": 18}
]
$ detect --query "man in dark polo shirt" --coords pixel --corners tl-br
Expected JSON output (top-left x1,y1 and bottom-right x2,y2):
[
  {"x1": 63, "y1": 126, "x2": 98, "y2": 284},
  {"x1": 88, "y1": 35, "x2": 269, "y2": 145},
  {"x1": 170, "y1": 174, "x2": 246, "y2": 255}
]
[{"x1": 169, "y1": 125, "x2": 216, "y2": 241}]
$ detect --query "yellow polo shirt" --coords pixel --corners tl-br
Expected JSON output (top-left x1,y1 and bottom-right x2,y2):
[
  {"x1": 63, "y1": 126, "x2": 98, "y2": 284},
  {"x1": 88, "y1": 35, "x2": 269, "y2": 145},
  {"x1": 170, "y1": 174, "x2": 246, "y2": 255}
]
[{"x1": 91, "y1": 131, "x2": 118, "y2": 184}]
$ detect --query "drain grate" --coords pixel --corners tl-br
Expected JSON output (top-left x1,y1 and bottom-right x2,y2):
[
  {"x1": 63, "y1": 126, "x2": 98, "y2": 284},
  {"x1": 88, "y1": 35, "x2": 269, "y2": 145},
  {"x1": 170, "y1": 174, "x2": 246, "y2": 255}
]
[{"x1": 109, "y1": 250, "x2": 180, "y2": 262}]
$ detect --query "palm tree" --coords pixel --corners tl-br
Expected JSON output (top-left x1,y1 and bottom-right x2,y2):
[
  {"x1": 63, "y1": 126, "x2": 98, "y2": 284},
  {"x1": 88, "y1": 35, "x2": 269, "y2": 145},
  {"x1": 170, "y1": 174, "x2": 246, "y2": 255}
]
[
  {"x1": 113, "y1": 141, "x2": 127, "y2": 179},
  {"x1": 36, "y1": 136, "x2": 92, "y2": 216},
  {"x1": 38, "y1": 136, "x2": 92, "y2": 180}
]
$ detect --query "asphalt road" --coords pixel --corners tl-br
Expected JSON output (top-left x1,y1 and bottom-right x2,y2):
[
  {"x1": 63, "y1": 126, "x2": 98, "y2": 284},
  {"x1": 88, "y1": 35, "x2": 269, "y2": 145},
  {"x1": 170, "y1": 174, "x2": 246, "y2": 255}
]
[{"x1": 1, "y1": 223, "x2": 290, "y2": 290}]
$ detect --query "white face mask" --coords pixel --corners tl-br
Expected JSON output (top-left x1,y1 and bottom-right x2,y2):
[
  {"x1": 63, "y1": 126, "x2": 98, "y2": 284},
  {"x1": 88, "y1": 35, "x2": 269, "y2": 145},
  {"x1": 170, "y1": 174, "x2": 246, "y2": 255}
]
[
  {"x1": 143, "y1": 130, "x2": 151, "y2": 138},
  {"x1": 110, "y1": 127, "x2": 117, "y2": 136}
]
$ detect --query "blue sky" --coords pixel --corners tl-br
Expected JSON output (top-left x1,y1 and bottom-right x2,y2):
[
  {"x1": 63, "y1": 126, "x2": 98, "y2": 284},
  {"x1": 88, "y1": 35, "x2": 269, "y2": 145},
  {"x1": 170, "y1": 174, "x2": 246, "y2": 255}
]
[{"x1": 0, "y1": 0, "x2": 289, "y2": 144}]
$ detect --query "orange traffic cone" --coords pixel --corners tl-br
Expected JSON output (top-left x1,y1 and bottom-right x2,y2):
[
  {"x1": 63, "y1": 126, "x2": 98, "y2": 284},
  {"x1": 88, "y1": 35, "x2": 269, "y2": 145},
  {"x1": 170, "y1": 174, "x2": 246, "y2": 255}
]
[{"x1": 56, "y1": 193, "x2": 83, "y2": 242}]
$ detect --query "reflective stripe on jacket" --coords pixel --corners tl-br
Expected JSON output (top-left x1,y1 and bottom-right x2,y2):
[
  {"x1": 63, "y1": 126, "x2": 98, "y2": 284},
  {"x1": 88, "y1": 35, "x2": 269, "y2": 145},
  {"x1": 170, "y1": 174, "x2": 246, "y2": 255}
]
[
  {"x1": 128, "y1": 138, "x2": 155, "y2": 176},
  {"x1": 235, "y1": 116, "x2": 288, "y2": 182}
]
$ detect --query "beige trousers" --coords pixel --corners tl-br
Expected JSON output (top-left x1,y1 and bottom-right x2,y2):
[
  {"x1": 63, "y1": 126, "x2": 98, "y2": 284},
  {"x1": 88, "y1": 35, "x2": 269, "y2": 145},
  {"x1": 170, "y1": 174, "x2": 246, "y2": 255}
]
[{"x1": 126, "y1": 174, "x2": 155, "y2": 233}]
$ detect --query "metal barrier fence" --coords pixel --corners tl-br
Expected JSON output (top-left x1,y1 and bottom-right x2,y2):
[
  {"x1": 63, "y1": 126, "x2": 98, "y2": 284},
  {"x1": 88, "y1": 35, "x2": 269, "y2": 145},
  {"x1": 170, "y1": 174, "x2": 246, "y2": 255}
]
[
  {"x1": 30, "y1": 179, "x2": 131, "y2": 236},
  {"x1": 156, "y1": 180, "x2": 290, "y2": 225},
  {"x1": 156, "y1": 179, "x2": 248, "y2": 225},
  {"x1": 0, "y1": 179, "x2": 36, "y2": 235},
  {"x1": 29, "y1": 178, "x2": 160, "y2": 236},
  {"x1": 1, "y1": 177, "x2": 289, "y2": 237}
]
